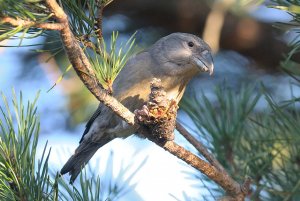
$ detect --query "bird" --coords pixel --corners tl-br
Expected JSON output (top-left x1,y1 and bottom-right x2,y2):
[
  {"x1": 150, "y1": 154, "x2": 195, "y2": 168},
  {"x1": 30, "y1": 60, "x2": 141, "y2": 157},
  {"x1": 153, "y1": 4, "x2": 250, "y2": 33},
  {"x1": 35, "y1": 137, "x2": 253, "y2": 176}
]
[{"x1": 60, "y1": 32, "x2": 214, "y2": 183}]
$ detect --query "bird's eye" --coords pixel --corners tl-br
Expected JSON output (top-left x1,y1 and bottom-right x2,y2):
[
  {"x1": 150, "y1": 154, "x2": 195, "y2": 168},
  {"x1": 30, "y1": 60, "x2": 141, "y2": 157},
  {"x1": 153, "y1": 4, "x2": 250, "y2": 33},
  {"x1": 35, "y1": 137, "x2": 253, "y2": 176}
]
[{"x1": 188, "y1": 41, "x2": 194, "y2": 47}]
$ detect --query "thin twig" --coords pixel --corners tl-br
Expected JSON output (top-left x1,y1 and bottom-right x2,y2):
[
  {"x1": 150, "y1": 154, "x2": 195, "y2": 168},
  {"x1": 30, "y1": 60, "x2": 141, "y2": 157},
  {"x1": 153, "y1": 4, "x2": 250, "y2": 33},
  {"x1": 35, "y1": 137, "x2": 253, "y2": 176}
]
[
  {"x1": 176, "y1": 121, "x2": 226, "y2": 172},
  {"x1": 176, "y1": 122, "x2": 251, "y2": 200},
  {"x1": 136, "y1": 124, "x2": 243, "y2": 198},
  {"x1": 161, "y1": 140, "x2": 241, "y2": 196},
  {"x1": 95, "y1": 0, "x2": 105, "y2": 40},
  {"x1": 77, "y1": 35, "x2": 102, "y2": 55},
  {"x1": 1, "y1": 16, "x2": 64, "y2": 30}
]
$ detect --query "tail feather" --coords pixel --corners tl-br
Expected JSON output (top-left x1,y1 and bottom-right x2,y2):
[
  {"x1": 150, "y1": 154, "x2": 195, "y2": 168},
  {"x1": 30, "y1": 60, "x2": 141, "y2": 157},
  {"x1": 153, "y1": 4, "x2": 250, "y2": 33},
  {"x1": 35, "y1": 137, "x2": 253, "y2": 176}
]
[{"x1": 60, "y1": 136, "x2": 112, "y2": 183}]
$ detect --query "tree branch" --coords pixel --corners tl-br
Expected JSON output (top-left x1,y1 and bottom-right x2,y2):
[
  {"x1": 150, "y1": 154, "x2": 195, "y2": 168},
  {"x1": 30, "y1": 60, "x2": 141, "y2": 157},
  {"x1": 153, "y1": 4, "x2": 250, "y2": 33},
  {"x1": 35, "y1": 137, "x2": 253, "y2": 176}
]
[
  {"x1": 162, "y1": 141, "x2": 241, "y2": 195},
  {"x1": 77, "y1": 35, "x2": 102, "y2": 55},
  {"x1": 95, "y1": 0, "x2": 105, "y2": 40},
  {"x1": 0, "y1": 16, "x2": 64, "y2": 30},
  {"x1": 134, "y1": 79, "x2": 245, "y2": 199},
  {"x1": 41, "y1": 0, "x2": 248, "y2": 199},
  {"x1": 45, "y1": 0, "x2": 135, "y2": 126},
  {"x1": 175, "y1": 122, "x2": 252, "y2": 200},
  {"x1": 176, "y1": 121, "x2": 226, "y2": 172}
]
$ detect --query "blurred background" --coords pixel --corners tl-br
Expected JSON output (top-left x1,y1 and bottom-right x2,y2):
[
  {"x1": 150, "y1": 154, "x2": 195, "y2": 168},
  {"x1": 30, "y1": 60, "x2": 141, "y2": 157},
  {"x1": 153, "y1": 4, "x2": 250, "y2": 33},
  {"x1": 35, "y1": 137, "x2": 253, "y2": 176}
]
[{"x1": 1, "y1": 0, "x2": 300, "y2": 200}]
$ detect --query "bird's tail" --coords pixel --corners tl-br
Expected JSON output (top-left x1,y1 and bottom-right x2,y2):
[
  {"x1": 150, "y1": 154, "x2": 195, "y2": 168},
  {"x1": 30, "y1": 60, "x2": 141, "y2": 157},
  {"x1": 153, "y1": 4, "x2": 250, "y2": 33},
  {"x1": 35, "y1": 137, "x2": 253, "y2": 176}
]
[{"x1": 60, "y1": 136, "x2": 112, "y2": 183}]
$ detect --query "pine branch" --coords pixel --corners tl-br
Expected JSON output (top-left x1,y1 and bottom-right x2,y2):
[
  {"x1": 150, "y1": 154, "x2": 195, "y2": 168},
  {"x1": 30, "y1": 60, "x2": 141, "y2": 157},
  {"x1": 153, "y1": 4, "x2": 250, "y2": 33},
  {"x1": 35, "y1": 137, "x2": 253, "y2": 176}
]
[
  {"x1": 0, "y1": 16, "x2": 64, "y2": 30},
  {"x1": 134, "y1": 79, "x2": 248, "y2": 200},
  {"x1": 77, "y1": 34, "x2": 102, "y2": 55},
  {"x1": 162, "y1": 141, "x2": 242, "y2": 196},
  {"x1": 44, "y1": 0, "x2": 135, "y2": 126},
  {"x1": 3, "y1": 0, "x2": 250, "y2": 199},
  {"x1": 176, "y1": 121, "x2": 226, "y2": 173},
  {"x1": 95, "y1": 0, "x2": 104, "y2": 40},
  {"x1": 43, "y1": 0, "x2": 249, "y2": 199}
]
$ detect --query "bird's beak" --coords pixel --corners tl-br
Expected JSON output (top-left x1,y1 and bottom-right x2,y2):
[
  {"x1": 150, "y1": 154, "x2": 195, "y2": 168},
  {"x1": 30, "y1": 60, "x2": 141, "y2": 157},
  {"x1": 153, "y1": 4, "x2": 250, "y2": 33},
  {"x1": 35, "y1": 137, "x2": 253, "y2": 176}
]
[{"x1": 192, "y1": 50, "x2": 214, "y2": 75}]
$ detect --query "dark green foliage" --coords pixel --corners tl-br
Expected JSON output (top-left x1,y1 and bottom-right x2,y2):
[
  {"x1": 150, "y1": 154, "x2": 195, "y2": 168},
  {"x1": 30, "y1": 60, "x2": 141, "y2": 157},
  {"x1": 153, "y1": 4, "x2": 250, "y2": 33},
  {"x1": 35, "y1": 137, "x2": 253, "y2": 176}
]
[
  {"x1": 0, "y1": 91, "x2": 137, "y2": 200},
  {"x1": 0, "y1": 90, "x2": 56, "y2": 200},
  {"x1": 1, "y1": 0, "x2": 300, "y2": 200},
  {"x1": 271, "y1": 1, "x2": 300, "y2": 77},
  {"x1": 61, "y1": 0, "x2": 112, "y2": 37},
  {"x1": 181, "y1": 82, "x2": 300, "y2": 200},
  {"x1": 0, "y1": 0, "x2": 52, "y2": 41},
  {"x1": 0, "y1": 0, "x2": 136, "y2": 90},
  {"x1": 178, "y1": 2, "x2": 300, "y2": 199},
  {"x1": 181, "y1": 85, "x2": 261, "y2": 173}
]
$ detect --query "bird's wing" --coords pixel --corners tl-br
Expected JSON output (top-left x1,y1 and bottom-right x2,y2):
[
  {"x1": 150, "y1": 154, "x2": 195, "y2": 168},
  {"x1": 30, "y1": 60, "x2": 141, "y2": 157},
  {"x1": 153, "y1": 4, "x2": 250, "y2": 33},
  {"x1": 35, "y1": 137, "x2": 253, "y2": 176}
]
[
  {"x1": 79, "y1": 50, "x2": 156, "y2": 143},
  {"x1": 79, "y1": 104, "x2": 102, "y2": 143}
]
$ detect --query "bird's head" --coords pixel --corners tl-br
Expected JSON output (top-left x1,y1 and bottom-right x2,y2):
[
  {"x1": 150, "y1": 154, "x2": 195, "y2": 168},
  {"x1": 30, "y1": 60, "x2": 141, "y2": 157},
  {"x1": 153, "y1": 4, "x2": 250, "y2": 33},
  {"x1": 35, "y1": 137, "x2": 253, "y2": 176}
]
[{"x1": 150, "y1": 33, "x2": 214, "y2": 77}]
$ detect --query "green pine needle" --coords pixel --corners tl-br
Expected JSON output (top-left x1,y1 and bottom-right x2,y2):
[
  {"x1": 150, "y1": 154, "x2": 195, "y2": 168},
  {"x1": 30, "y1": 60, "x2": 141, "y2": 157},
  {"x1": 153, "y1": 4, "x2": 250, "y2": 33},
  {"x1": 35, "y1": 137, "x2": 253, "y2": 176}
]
[
  {"x1": 0, "y1": 90, "x2": 139, "y2": 200},
  {"x1": 88, "y1": 31, "x2": 136, "y2": 92}
]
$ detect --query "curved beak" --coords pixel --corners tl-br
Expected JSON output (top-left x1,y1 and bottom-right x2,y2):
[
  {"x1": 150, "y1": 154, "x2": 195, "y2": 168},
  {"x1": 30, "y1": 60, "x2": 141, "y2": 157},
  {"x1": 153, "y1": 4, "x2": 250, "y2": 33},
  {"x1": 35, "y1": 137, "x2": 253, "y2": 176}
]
[{"x1": 192, "y1": 50, "x2": 214, "y2": 75}]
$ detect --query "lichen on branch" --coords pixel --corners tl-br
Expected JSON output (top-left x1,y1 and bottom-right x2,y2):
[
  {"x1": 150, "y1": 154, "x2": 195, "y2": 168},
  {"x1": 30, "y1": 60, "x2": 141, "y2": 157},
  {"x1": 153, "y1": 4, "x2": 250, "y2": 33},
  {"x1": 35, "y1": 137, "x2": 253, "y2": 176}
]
[{"x1": 135, "y1": 78, "x2": 178, "y2": 142}]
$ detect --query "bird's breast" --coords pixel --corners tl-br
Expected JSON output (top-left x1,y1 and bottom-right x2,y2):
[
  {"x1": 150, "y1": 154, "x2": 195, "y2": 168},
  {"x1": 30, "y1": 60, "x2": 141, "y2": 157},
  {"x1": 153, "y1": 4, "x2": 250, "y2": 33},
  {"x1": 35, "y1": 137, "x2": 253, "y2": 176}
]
[{"x1": 165, "y1": 87, "x2": 185, "y2": 103}]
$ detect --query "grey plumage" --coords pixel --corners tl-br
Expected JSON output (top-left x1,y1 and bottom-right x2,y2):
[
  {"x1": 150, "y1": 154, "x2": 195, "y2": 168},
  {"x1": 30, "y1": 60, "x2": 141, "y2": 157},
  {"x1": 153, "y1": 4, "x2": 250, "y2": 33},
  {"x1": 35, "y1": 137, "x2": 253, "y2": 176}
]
[{"x1": 60, "y1": 32, "x2": 214, "y2": 183}]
